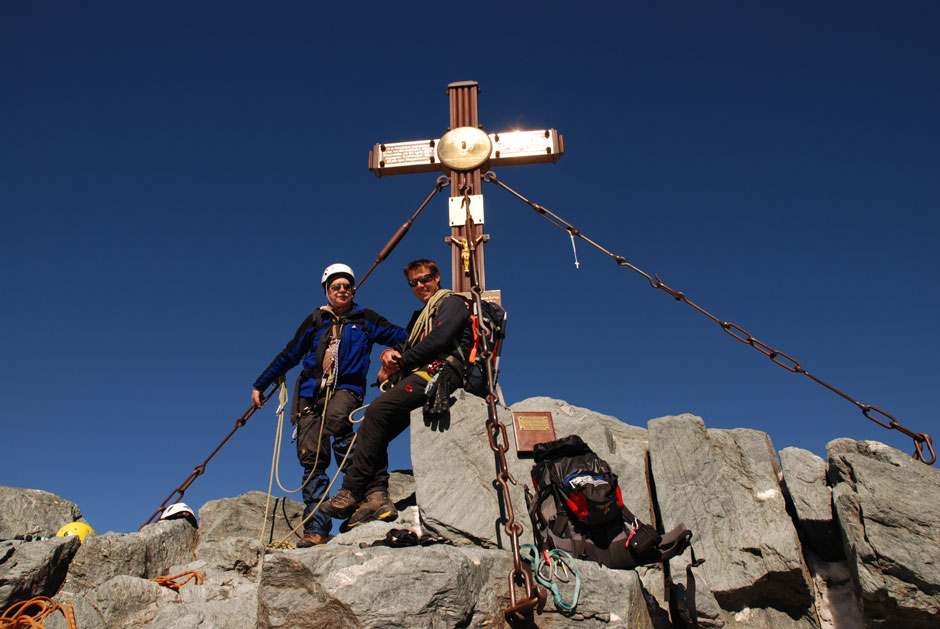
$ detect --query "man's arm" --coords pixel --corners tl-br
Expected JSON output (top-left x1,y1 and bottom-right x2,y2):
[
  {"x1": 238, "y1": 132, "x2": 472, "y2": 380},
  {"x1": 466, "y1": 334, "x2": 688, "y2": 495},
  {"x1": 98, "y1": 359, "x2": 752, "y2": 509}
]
[
  {"x1": 251, "y1": 311, "x2": 318, "y2": 407},
  {"x1": 362, "y1": 310, "x2": 409, "y2": 348},
  {"x1": 399, "y1": 296, "x2": 470, "y2": 371}
]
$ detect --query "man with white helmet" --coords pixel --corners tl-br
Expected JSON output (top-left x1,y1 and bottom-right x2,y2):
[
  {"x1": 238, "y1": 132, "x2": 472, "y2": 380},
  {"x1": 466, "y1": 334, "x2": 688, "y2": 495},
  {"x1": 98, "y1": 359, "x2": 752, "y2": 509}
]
[
  {"x1": 252, "y1": 263, "x2": 407, "y2": 547},
  {"x1": 321, "y1": 258, "x2": 473, "y2": 529}
]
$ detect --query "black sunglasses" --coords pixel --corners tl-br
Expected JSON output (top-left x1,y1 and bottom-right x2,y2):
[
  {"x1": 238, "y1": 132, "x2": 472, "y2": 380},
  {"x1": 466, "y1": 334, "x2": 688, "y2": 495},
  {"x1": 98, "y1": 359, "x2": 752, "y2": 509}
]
[
  {"x1": 407, "y1": 273, "x2": 436, "y2": 287},
  {"x1": 329, "y1": 282, "x2": 352, "y2": 291}
]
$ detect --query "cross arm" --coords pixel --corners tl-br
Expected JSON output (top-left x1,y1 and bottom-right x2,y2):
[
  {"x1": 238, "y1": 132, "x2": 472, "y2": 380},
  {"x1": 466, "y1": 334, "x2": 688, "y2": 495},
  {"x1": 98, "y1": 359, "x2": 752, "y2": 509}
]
[{"x1": 368, "y1": 129, "x2": 565, "y2": 177}]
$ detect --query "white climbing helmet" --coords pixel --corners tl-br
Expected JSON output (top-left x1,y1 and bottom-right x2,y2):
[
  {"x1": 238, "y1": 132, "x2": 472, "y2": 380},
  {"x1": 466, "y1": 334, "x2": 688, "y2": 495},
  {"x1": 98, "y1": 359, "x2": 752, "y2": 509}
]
[
  {"x1": 159, "y1": 502, "x2": 198, "y2": 526},
  {"x1": 321, "y1": 263, "x2": 355, "y2": 292}
]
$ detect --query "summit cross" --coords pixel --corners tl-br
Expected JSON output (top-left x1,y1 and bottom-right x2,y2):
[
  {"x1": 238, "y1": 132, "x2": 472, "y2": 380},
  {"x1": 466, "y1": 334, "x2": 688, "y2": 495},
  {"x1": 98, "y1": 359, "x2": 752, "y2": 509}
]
[{"x1": 367, "y1": 80, "x2": 564, "y2": 293}]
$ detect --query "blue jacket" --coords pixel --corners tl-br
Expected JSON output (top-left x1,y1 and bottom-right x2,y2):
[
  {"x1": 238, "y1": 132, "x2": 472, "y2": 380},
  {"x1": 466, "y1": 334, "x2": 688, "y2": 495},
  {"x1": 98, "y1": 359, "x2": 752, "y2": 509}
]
[{"x1": 253, "y1": 303, "x2": 407, "y2": 399}]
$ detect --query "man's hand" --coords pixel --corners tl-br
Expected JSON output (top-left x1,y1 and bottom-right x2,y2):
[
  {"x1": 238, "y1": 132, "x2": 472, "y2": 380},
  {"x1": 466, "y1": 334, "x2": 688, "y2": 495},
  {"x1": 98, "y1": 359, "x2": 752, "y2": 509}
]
[
  {"x1": 251, "y1": 388, "x2": 263, "y2": 409},
  {"x1": 381, "y1": 349, "x2": 402, "y2": 374}
]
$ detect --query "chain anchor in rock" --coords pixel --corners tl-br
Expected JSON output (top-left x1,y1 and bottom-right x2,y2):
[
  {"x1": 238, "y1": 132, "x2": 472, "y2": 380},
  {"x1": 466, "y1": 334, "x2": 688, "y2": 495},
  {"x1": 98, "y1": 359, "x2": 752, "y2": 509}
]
[
  {"x1": 140, "y1": 384, "x2": 279, "y2": 529},
  {"x1": 482, "y1": 170, "x2": 935, "y2": 466}
]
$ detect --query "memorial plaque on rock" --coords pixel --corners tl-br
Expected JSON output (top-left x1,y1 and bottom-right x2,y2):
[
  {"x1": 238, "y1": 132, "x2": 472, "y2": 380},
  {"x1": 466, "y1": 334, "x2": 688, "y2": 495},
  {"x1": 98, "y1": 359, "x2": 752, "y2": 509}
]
[{"x1": 512, "y1": 411, "x2": 556, "y2": 455}]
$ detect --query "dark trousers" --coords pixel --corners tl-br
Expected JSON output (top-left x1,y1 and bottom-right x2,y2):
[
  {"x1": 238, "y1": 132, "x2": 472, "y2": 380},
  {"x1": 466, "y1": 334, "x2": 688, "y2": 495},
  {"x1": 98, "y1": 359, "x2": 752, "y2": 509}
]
[
  {"x1": 341, "y1": 372, "x2": 428, "y2": 497},
  {"x1": 296, "y1": 388, "x2": 361, "y2": 534}
]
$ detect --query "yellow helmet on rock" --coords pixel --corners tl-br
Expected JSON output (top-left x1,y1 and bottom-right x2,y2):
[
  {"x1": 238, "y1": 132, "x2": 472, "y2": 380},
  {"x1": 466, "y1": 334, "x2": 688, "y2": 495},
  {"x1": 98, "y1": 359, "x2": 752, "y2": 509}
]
[{"x1": 56, "y1": 522, "x2": 95, "y2": 543}]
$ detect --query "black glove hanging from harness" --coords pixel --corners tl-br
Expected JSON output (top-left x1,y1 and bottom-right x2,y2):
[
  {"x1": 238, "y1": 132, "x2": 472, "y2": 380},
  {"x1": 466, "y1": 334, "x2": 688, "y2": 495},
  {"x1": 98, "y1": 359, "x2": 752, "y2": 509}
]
[{"x1": 422, "y1": 362, "x2": 462, "y2": 431}]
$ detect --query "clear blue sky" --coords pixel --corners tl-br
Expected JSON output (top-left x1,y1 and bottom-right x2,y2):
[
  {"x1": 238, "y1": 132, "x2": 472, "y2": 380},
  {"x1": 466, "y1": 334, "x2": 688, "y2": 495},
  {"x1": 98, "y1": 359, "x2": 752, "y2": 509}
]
[{"x1": 3, "y1": 2, "x2": 937, "y2": 535}]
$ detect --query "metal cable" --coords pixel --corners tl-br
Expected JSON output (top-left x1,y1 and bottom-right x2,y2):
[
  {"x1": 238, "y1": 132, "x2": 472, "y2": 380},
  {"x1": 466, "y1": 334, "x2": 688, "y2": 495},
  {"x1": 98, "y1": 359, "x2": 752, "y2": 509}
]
[{"x1": 483, "y1": 171, "x2": 935, "y2": 466}]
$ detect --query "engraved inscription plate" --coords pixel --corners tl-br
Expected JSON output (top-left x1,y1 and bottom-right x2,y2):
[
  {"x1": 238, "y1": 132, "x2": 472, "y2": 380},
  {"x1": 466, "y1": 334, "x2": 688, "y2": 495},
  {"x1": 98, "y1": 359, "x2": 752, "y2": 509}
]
[
  {"x1": 369, "y1": 128, "x2": 563, "y2": 176},
  {"x1": 381, "y1": 140, "x2": 437, "y2": 167},
  {"x1": 512, "y1": 411, "x2": 557, "y2": 455},
  {"x1": 369, "y1": 139, "x2": 442, "y2": 176}
]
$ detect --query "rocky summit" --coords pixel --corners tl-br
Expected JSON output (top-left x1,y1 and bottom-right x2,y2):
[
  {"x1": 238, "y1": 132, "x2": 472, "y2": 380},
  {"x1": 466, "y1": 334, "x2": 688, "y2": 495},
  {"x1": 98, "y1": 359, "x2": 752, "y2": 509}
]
[{"x1": 2, "y1": 394, "x2": 938, "y2": 628}]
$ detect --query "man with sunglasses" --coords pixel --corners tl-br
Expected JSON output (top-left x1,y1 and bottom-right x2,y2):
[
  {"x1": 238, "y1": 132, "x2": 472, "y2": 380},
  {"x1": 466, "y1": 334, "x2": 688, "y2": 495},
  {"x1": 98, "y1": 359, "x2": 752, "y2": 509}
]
[
  {"x1": 321, "y1": 258, "x2": 473, "y2": 528},
  {"x1": 251, "y1": 263, "x2": 407, "y2": 547}
]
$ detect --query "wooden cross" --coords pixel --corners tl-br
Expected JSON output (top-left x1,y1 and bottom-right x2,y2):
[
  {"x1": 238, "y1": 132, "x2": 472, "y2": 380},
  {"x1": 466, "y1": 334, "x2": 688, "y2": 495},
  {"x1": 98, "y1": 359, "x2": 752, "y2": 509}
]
[{"x1": 367, "y1": 81, "x2": 565, "y2": 293}]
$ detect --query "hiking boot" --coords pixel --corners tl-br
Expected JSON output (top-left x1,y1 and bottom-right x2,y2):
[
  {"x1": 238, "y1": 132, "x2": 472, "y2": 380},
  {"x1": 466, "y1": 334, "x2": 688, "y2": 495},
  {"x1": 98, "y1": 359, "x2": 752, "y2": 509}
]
[
  {"x1": 346, "y1": 491, "x2": 398, "y2": 528},
  {"x1": 320, "y1": 488, "x2": 361, "y2": 519},
  {"x1": 368, "y1": 491, "x2": 399, "y2": 522},
  {"x1": 295, "y1": 532, "x2": 329, "y2": 548}
]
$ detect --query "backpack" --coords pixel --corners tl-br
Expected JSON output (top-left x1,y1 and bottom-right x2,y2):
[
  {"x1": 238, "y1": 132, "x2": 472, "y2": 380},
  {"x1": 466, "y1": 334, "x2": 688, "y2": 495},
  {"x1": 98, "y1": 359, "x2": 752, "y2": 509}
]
[
  {"x1": 454, "y1": 296, "x2": 507, "y2": 399},
  {"x1": 525, "y1": 435, "x2": 694, "y2": 570}
]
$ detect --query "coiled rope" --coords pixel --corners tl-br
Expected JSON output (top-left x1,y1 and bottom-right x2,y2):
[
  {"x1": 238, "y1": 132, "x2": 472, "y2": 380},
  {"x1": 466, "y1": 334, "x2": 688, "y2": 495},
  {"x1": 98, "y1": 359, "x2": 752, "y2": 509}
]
[
  {"x1": 150, "y1": 571, "x2": 204, "y2": 592},
  {"x1": 0, "y1": 597, "x2": 77, "y2": 629}
]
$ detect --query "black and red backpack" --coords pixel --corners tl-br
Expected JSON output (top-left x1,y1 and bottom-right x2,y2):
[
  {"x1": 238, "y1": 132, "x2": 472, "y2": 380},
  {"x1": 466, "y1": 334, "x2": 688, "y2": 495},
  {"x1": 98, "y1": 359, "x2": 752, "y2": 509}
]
[{"x1": 525, "y1": 434, "x2": 695, "y2": 570}]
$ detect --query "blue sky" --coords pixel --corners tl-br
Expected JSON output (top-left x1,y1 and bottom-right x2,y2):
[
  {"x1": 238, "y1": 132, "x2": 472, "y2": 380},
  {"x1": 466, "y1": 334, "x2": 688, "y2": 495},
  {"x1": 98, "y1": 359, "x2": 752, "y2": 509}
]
[{"x1": 2, "y1": 2, "x2": 937, "y2": 535}]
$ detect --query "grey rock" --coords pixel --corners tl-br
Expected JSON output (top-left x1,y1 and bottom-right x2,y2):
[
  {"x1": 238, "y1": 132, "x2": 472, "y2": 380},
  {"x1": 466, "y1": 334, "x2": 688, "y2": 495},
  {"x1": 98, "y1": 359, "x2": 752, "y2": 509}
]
[
  {"x1": 720, "y1": 606, "x2": 819, "y2": 628},
  {"x1": 199, "y1": 491, "x2": 306, "y2": 547},
  {"x1": 54, "y1": 560, "x2": 260, "y2": 629},
  {"x1": 264, "y1": 530, "x2": 654, "y2": 628},
  {"x1": 412, "y1": 393, "x2": 650, "y2": 548},
  {"x1": 257, "y1": 552, "x2": 359, "y2": 628},
  {"x1": 152, "y1": 560, "x2": 260, "y2": 629},
  {"x1": 49, "y1": 574, "x2": 176, "y2": 628},
  {"x1": 195, "y1": 536, "x2": 264, "y2": 577},
  {"x1": 647, "y1": 414, "x2": 813, "y2": 614},
  {"x1": 638, "y1": 563, "x2": 725, "y2": 628},
  {"x1": 0, "y1": 486, "x2": 82, "y2": 540},
  {"x1": 61, "y1": 519, "x2": 197, "y2": 593},
  {"x1": 779, "y1": 447, "x2": 842, "y2": 561},
  {"x1": 0, "y1": 536, "x2": 80, "y2": 611},
  {"x1": 828, "y1": 438, "x2": 940, "y2": 628},
  {"x1": 387, "y1": 470, "x2": 416, "y2": 508}
]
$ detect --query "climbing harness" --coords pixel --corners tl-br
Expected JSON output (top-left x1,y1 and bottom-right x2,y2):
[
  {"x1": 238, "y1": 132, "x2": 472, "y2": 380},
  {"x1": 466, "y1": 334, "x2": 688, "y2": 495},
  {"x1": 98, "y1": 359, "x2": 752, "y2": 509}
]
[
  {"x1": 482, "y1": 171, "x2": 936, "y2": 466},
  {"x1": 0, "y1": 596, "x2": 77, "y2": 629},
  {"x1": 520, "y1": 545, "x2": 581, "y2": 612},
  {"x1": 258, "y1": 314, "x2": 372, "y2": 548},
  {"x1": 358, "y1": 180, "x2": 544, "y2": 621},
  {"x1": 150, "y1": 571, "x2": 204, "y2": 592}
]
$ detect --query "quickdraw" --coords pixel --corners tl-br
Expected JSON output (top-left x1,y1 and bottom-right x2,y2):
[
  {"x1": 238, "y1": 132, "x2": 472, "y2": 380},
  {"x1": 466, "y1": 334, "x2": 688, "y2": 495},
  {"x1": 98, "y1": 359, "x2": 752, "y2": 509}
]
[{"x1": 521, "y1": 544, "x2": 581, "y2": 612}]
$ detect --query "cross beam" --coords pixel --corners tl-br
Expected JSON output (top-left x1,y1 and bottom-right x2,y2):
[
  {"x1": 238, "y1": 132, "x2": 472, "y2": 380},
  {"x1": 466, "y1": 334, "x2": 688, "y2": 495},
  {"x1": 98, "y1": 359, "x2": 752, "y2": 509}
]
[{"x1": 367, "y1": 81, "x2": 564, "y2": 292}]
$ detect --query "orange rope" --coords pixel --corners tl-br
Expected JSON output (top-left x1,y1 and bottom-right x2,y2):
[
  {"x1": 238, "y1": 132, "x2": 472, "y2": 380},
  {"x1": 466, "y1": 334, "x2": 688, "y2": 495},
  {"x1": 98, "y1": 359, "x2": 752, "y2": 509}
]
[
  {"x1": 0, "y1": 596, "x2": 77, "y2": 629},
  {"x1": 150, "y1": 570, "x2": 204, "y2": 592}
]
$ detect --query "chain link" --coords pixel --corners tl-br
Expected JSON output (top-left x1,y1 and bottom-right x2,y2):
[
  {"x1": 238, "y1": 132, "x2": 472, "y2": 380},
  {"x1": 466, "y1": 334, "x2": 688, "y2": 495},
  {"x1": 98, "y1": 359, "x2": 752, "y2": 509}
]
[
  {"x1": 454, "y1": 185, "x2": 544, "y2": 622},
  {"x1": 483, "y1": 171, "x2": 935, "y2": 466},
  {"x1": 140, "y1": 386, "x2": 279, "y2": 529}
]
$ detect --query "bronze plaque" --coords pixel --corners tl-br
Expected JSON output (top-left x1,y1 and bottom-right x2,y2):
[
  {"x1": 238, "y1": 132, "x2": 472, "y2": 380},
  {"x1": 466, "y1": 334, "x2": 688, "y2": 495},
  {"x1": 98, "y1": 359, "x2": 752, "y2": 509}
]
[{"x1": 512, "y1": 411, "x2": 557, "y2": 455}]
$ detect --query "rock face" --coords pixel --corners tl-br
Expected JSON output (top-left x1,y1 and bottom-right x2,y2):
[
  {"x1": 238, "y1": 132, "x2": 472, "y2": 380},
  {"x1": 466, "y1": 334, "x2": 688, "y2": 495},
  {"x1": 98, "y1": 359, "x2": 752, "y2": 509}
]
[
  {"x1": 647, "y1": 414, "x2": 812, "y2": 616},
  {"x1": 62, "y1": 519, "x2": 198, "y2": 593},
  {"x1": 0, "y1": 486, "x2": 82, "y2": 540},
  {"x1": 779, "y1": 447, "x2": 842, "y2": 561},
  {"x1": 0, "y1": 537, "x2": 80, "y2": 611},
  {"x1": 412, "y1": 392, "x2": 652, "y2": 548},
  {"x1": 1, "y1": 396, "x2": 937, "y2": 628},
  {"x1": 828, "y1": 438, "x2": 940, "y2": 628}
]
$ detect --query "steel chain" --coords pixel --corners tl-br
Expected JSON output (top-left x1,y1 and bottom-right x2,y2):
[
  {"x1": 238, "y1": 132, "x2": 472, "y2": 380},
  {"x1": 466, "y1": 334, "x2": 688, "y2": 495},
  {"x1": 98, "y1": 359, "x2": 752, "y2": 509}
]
[
  {"x1": 483, "y1": 171, "x2": 935, "y2": 466},
  {"x1": 140, "y1": 386, "x2": 279, "y2": 529},
  {"x1": 456, "y1": 185, "x2": 543, "y2": 622}
]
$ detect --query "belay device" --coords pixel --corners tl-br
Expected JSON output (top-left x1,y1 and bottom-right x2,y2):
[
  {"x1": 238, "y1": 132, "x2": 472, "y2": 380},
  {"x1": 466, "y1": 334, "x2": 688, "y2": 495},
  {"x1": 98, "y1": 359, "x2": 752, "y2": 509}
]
[{"x1": 525, "y1": 435, "x2": 694, "y2": 570}]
